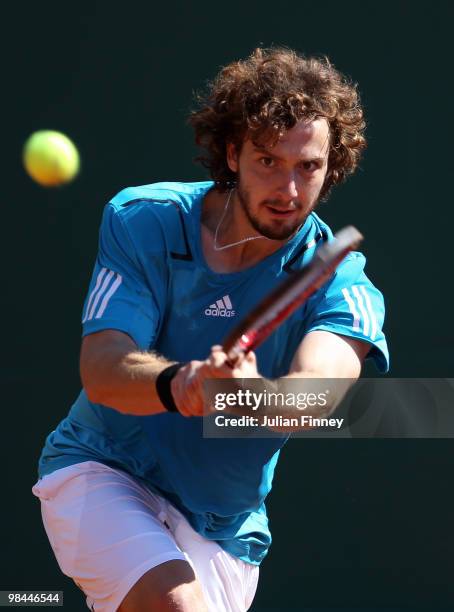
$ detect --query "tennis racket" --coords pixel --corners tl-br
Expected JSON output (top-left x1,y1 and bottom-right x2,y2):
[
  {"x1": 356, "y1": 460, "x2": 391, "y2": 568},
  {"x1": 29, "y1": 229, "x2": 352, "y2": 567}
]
[{"x1": 222, "y1": 226, "x2": 363, "y2": 365}]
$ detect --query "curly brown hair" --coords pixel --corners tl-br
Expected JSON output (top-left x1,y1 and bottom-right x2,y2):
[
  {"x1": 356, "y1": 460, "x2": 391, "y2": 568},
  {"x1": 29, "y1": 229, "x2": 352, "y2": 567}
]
[{"x1": 189, "y1": 47, "x2": 366, "y2": 200}]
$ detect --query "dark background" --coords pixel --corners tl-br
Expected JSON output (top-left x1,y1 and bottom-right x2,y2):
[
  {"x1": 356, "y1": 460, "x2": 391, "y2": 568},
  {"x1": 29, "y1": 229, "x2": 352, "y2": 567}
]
[{"x1": 2, "y1": 1, "x2": 453, "y2": 610}]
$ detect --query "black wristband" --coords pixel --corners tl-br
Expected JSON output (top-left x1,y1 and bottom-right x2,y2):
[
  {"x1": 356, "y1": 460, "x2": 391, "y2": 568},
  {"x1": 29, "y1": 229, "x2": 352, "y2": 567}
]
[{"x1": 155, "y1": 363, "x2": 186, "y2": 413}]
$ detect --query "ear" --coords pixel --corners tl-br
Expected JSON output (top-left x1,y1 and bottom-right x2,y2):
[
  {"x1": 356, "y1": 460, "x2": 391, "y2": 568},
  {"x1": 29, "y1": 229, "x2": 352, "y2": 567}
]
[{"x1": 226, "y1": 142, "x2": 239, "y2": 173}]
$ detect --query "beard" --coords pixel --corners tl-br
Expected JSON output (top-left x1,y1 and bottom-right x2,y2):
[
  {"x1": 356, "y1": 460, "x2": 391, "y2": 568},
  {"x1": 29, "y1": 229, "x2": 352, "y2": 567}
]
[{"x1": 236, "y1": 181, "x2": 317, "y2": 241}]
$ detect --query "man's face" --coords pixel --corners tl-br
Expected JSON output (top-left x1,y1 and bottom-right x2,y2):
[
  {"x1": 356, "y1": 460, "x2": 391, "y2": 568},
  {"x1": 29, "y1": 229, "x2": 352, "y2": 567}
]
[{"x1": 227, "y1": 118, "x2": 330, "y2": 241}]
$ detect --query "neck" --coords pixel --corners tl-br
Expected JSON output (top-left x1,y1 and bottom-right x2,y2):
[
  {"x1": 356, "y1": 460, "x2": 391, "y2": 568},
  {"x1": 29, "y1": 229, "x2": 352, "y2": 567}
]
[{"x1": 201, "y1": 187, "x2": 289, "y2": 273}]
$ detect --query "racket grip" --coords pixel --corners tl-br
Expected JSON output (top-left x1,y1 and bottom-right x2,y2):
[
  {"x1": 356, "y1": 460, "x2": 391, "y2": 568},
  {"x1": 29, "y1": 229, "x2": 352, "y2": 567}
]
[
  {"x1": 225, "y1": 349, "x2": 241, "y2": 369},
  {"x1": 224, "y1": 345, "x2": 248, "y2": 369}
]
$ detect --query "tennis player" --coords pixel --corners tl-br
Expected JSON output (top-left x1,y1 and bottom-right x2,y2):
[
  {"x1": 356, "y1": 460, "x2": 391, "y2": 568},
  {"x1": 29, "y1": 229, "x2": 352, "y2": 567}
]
[{"x1": 33, "y1": 47, "x2": 389, "y2": 612}]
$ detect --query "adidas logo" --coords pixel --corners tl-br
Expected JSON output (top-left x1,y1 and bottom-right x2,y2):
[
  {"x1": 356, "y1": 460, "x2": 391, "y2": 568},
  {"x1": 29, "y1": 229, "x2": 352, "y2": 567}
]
[{"x1": 205, "y1": 295, "x2": 236, "y2": 317}]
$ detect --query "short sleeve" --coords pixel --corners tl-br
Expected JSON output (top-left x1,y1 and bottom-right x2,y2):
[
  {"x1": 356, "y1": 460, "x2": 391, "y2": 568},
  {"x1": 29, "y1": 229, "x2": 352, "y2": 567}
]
[
  {"x1": 81, "y1": 203, "x2": 164, "y2": 349},
  {"x1": 305, "y1": 251, "x2": 389, "y2": 372}
]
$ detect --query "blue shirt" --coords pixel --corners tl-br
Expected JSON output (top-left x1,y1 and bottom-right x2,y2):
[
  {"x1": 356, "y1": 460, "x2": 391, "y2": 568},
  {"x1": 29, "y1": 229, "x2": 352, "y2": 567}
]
[{"x1": 38, "y1": 181, "x2": 389, "y2": 565}]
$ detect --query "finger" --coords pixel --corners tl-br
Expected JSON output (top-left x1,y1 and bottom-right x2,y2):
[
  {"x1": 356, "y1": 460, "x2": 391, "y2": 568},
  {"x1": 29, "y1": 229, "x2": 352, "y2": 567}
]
[
  {"x1": 232, "y1": 351, "x2": 245, "y2": 366},
  {"x1": 208, "y1": 350, "x2": 228, "y2": 369},
  {"x1": 245, "y1": 350, "x2": 257, "y2": 364},
  {"x1": 225, "y1": 350, "x2": 245, "y2": 369}
]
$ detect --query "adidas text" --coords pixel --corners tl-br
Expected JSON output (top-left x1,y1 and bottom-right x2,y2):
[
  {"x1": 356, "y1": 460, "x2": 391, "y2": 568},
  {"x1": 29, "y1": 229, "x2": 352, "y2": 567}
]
[{"x1": 205, "y1": 308, "x2": 236, "y2": 317}]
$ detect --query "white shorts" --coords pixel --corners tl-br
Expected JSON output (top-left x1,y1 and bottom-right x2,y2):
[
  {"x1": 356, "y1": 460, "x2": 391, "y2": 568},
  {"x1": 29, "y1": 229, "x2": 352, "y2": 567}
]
[{"x1": 32, "y1": 461, "x2": 259, "y2": 612}]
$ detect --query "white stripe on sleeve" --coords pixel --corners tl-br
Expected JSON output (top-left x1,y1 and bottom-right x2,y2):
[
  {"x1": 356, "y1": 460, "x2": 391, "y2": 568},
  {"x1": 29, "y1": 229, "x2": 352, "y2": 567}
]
[
  {"x1": 82, "y1": 267, "x2": 107, "y2": 323},
  {"x1": 352, "y1": 286, "x2": 370, "y2": 337},
  {"x1": 86, "y1": 270, "x2": 115, "y2": 321},
  {"x1": 95, "y1": 274, "x2": 123, "y2": 319},
  {"x1": 360, "y1": 286, "x2": 378, "y2": 340},
  {"x1": 342, "y1": 287, "x2": 361, "y2": 331}
]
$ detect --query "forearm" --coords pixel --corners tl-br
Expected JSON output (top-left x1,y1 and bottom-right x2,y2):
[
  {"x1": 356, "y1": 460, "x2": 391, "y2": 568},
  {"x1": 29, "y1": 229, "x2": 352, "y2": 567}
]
[
  {"x1": 258, "y1": 371, "x2": 356, "y2": 432},
  {"x1": 271, "y1": 331, "x2": 366, "y2": 429},
  {"x1": 81, "y1": 337, "x2": 175, "y2": 416},
  {"x1": 282, "y1": 371, "x2": 354, "y2": 417}
]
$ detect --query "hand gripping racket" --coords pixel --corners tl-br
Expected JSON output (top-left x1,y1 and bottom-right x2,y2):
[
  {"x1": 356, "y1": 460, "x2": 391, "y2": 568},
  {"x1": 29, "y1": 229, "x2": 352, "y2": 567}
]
[{"x1": 222, "y1": 226, "x2": 363, "y2": 365}]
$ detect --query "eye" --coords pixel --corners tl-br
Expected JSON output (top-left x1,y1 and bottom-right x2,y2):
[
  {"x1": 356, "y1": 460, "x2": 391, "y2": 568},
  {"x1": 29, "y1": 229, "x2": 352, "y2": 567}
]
[
  {"x1": 301, "y1": 161, "x2": 319, "y2": 172},
  {"x1": 259, "y1": 156, "x2": 275, "y2": 168}
]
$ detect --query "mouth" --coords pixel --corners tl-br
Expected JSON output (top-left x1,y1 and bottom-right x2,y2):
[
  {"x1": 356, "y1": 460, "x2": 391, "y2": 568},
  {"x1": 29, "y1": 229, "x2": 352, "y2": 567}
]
[{"x1": 265, "y1": 205, "x2": 297, "y2": 218}]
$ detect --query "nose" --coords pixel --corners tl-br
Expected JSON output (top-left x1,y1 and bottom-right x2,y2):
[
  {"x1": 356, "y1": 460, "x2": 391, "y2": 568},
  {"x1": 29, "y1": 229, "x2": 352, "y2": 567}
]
[{"x1": 277, "y1": 170, "x2": 299, "y2": 200}]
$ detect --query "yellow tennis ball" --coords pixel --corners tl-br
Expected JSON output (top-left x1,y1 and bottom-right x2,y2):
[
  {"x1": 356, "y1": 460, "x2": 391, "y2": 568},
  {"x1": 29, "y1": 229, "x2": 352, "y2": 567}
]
[{"x1": 23, "y1": 130, "x2": 80, "y2": 187}]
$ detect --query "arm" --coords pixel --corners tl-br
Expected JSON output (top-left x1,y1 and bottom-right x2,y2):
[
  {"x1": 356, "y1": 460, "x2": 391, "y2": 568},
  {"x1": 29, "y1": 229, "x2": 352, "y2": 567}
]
[
  {"x1": 165, "y1": 332, "x2": 368, "y2": 423},
  {"x1": 80, "y1": 332, "x2": 259, "y2": 417},
  {"x1": 287, "y1": 329, "x2": 370, "y2": 379},
  {"x1": 80, "y1": 329, "x2": 173, "y2": 415},
  {"x1": 79, "y1": 204, "x2": 260, "y2": 416},
  {"x1": 79, "y1": 203, "x2": 177, "y2": 416},
  {"x1": 278, "y1": 252, "x2": 389, "y2": 426},
  {"x1": 284, "y1": 329, "x2": 371, "y2": 422}
]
